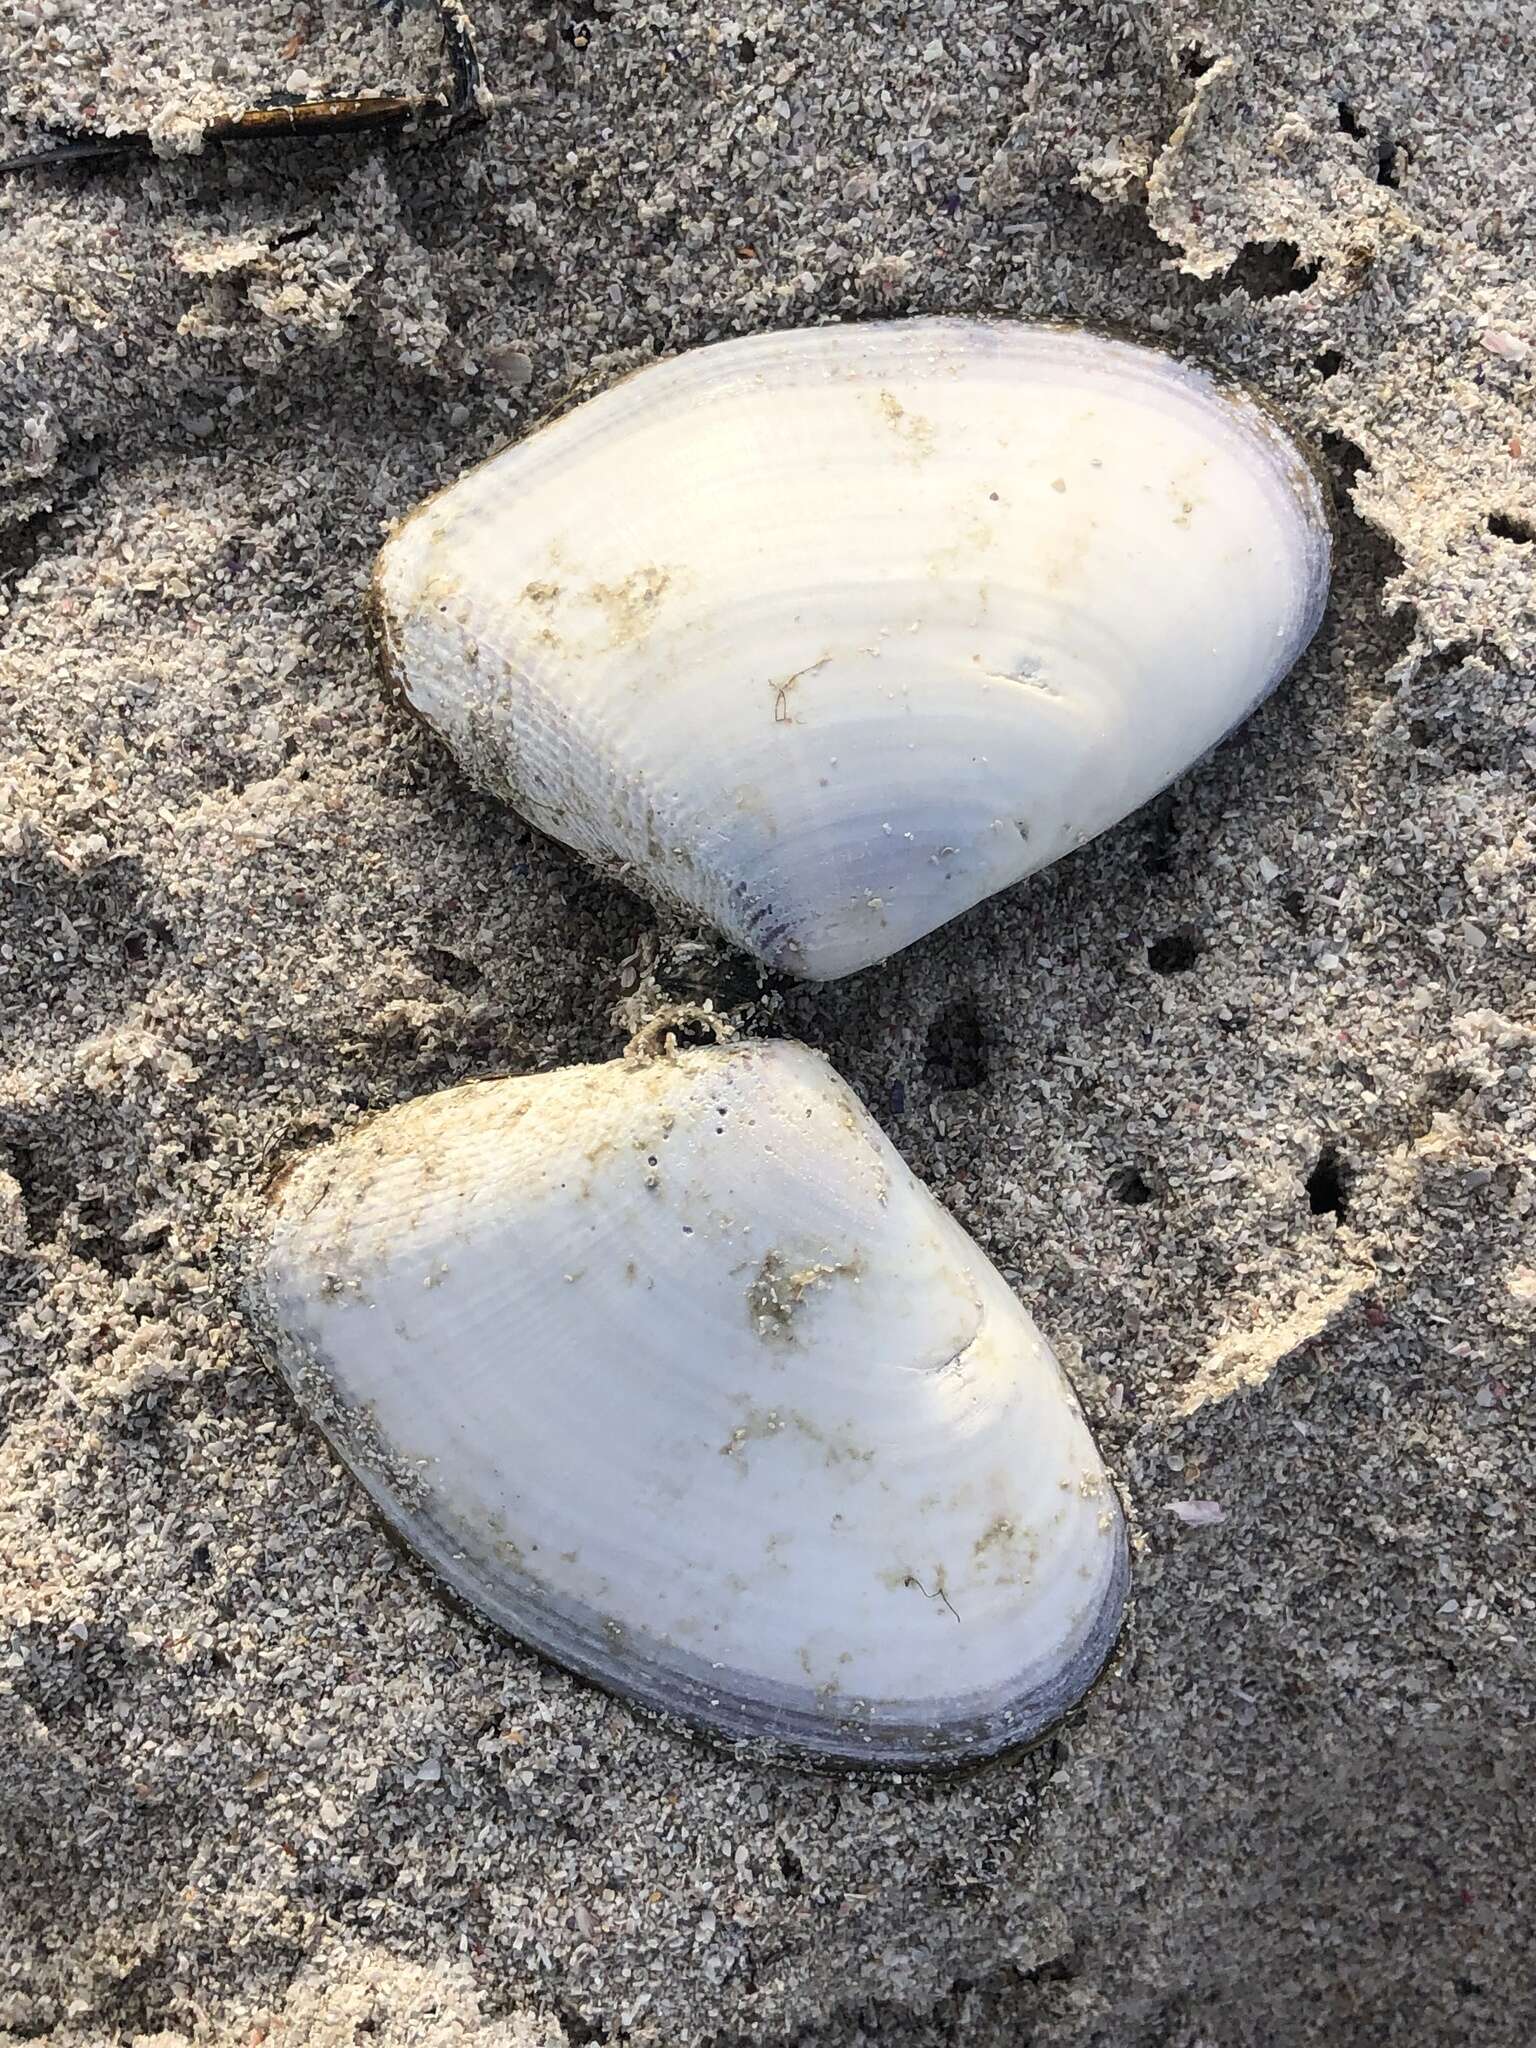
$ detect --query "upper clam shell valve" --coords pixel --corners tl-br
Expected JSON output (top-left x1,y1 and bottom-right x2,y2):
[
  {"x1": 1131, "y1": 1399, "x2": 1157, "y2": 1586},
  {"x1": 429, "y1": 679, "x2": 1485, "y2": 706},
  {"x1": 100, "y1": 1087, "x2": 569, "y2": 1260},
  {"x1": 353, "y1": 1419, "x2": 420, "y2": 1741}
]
[
  {"x1": 373, "y1": 318, "x2": 1331, "y2": 979},
  {"x1": 250, "y1": 1039, "x2": 1128, "y2": 1768}
]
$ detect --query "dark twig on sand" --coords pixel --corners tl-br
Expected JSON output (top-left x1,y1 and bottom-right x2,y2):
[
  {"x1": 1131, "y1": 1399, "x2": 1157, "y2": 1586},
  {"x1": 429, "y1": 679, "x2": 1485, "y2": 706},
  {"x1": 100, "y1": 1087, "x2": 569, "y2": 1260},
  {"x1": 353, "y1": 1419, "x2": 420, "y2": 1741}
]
[{"x1": 0, "y1": 0, "x2": 484, "y2": 176}]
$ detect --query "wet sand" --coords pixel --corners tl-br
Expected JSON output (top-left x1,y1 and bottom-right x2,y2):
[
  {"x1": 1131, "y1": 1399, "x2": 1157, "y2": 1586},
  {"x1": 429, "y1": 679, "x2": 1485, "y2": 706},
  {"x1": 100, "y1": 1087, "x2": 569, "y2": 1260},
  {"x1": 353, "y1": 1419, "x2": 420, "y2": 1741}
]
[{"x1": 2, "y1": 1, "x2": 1533, "y2": 2041}]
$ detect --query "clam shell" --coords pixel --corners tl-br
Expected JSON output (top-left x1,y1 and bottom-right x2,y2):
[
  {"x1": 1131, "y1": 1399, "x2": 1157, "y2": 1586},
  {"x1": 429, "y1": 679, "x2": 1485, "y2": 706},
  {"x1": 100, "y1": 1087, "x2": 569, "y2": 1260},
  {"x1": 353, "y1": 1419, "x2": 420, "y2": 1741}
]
[
  {"x1": 374, "y1": 318, "x2": 1331, "y2": 979},
  {"x1": 251, "y1": 1041, "x2": 1128, "y2": 1768}
]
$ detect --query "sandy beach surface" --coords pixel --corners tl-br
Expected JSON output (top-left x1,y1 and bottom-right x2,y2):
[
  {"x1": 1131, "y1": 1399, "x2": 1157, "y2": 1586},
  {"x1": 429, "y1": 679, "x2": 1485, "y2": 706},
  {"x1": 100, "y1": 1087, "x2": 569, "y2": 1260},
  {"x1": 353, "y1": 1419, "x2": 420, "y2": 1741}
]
[{"x1": 2, "y1": 1, "x2": 1534, "y2": 2042}]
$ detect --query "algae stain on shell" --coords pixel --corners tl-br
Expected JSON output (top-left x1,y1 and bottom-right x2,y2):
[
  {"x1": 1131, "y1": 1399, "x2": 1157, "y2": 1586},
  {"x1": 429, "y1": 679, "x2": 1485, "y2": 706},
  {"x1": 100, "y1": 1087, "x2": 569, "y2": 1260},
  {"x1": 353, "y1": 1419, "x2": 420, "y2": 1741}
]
[{"x1": 746, "y1": 1248, "x2": 863, "y2": 1342}]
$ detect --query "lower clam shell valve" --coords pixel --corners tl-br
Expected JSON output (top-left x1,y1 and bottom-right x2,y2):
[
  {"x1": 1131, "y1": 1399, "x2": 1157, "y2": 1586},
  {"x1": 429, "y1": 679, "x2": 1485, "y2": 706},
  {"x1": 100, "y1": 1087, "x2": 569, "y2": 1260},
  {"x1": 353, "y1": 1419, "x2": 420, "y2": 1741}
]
[{"x1": 250, "y1": 1040, "x2": 1129, "y2": 1767}]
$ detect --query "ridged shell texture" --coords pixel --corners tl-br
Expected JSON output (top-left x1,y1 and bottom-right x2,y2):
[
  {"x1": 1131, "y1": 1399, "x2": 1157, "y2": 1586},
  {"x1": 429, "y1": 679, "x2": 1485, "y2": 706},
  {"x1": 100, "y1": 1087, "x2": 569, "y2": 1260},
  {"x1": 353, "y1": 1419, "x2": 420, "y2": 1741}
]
[
  {"x1": 252, "y1": 1041, "x2": 1129, "y2": 1766},
  {"x1": 374, "y1": 318, "x2": 1331, "y2": 978}
]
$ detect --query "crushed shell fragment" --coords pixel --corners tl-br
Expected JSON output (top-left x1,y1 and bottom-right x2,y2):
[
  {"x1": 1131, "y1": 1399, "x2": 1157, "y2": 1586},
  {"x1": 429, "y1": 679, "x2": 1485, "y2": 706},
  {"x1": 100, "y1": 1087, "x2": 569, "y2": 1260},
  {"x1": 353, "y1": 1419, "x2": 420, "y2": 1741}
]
[
  {"x1": 372, "y1": 317, "x2": 1332, "y2": 979},
  {"x1": 249, "y1": 1039, "x2": 1129, "y2": 1767}
]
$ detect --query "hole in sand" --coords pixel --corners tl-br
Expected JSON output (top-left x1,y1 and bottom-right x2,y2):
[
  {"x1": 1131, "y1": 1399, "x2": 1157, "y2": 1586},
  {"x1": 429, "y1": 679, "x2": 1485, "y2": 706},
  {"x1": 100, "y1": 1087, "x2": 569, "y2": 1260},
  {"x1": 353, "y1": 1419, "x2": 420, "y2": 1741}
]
[
  {"x1": 1225, "y1": 239, "x2": 1319, "y2": 300},
  {"x1": 1306, "y1": 1143, "x2": 1350, "y2": 1218},
  {"x1": 1488, "y1": 511, "x2": 1535, "y2": 546},
  {"x1": 924, "y1": 1000, "x2": 990, "y2": 1092},
  {"x1": 123, "y1": 917, "x2": 177, "y2": 965},
  {"x1": 0, "y1": 504, "x2": 58, "y2": 590},
  {"x1": 3, "y1": 1140, "x2": 69, "y2": 1249},
  {"x1": 1110, "y1": 1167, "x2": 1153, "y2": 1206},
  {"x1": 662, "y1": 1014, "x2": 725, "y2": 1053},
  {"x1": 1146, "y1": 928, "x2": 1202, "y2": 974},
  {"x1": 422, "y1": 943, "x2": 485, "y2": 994},
  {"x1": 1315, "y1": 349, "x2": 1344, "y2": 379},
  {"x1": 559, "y1": 0, "x2": 604, "y2": 48},
  {"x1": 551, "y1": 2001, "x2": 606, "y2": 2048},
  {"x1": 1337, "y1": 102, "x2": 1366, "y2": 139}
]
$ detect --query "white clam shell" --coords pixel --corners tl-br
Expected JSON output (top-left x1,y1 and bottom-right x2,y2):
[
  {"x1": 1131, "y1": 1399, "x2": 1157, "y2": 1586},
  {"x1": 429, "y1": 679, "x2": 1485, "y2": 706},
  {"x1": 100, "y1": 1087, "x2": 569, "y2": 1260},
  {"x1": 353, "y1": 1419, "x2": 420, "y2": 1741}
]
[
  {"x1": 375, "y1": 318, "x2": 1331, "y2": 979},
  {"x1": 251, "y1": 1041, "x2": 1128, "y2": 1767}
]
